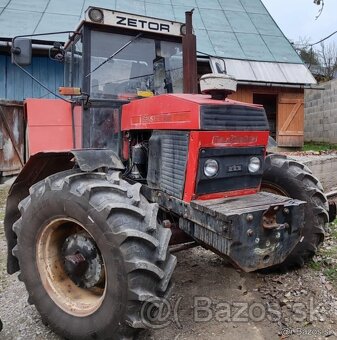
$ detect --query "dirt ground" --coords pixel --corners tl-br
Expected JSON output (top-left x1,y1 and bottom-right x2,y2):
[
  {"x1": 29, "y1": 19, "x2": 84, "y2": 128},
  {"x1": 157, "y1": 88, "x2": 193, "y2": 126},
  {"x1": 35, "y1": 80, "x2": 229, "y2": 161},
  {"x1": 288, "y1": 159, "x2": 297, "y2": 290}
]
[{"x1": 1, "y1": 183, "x2": 337, "y2": 339}]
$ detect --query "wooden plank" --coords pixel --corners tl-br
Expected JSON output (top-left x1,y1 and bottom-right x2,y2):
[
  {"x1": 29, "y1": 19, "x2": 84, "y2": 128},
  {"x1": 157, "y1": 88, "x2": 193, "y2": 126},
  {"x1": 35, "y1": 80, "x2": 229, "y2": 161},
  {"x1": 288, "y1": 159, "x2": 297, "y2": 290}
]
[
  {"x1": 279, "y1": 98, "x2": 301, "y2": 104},
  {"x1": 278, "y1": 131, "x2": 304, "y2": 136},
  {"x1": 277, "y1": 135, "x2": 304, "y2": 147}
]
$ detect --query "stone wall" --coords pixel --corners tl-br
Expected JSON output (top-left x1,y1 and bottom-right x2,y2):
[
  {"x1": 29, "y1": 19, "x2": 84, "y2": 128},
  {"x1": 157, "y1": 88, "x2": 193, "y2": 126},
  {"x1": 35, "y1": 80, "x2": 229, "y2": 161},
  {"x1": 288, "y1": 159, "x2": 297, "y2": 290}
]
[
  {"x1": 292, "y1": 154, "x2": 337, "y2": 192},
  {"x1": 304, "y1": 79, "x2": 337, "y2": 143}
]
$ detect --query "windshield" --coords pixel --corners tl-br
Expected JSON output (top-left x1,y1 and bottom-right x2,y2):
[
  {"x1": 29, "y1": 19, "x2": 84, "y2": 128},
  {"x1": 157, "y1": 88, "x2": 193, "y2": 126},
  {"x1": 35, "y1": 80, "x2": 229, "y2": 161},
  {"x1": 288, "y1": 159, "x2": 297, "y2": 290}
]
[{"x1": 90, "y1": 31, "x2": 183, "y2": 99}]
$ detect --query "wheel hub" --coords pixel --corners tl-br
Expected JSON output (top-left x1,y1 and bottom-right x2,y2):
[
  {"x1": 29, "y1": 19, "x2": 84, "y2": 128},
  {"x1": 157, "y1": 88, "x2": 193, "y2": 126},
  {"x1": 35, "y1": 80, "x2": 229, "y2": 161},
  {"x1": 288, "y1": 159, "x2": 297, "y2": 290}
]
[{"x1": 62, "y1": 233, "x2": 105, "y2": 289}]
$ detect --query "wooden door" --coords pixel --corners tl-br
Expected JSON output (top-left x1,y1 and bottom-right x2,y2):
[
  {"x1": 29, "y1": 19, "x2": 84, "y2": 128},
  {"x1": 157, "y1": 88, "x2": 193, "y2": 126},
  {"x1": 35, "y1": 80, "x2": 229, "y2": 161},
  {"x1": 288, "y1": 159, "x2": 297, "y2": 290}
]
[{"x1": 277, "y1": 93, "x2": 304, "y2": 147}]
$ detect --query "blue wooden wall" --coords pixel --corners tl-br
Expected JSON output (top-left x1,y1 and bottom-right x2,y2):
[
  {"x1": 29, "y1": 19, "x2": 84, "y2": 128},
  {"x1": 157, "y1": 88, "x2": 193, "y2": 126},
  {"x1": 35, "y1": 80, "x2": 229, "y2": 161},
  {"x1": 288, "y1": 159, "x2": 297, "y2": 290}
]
[{"x1": 0, "y1": 54, "x2": 64, "y2": 101}]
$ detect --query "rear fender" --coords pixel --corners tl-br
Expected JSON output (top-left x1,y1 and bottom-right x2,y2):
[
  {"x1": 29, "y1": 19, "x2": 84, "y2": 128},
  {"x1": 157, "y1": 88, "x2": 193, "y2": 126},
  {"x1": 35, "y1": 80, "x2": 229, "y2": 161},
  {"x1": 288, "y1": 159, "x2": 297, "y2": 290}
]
[{"x1": 5, "y1": 150, "x2": 124, "y2": 274}]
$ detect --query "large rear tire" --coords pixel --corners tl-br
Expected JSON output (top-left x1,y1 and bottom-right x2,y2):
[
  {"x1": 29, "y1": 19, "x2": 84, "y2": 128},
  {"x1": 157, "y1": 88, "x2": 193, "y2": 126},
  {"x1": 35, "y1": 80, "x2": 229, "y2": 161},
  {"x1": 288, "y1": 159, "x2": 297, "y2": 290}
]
[
  {"x1": 262, "y1": 154, "x2": 329, "y2": 269},
  {"x1": 12, "y1": 170, "x2": 176, "y2": 339}
]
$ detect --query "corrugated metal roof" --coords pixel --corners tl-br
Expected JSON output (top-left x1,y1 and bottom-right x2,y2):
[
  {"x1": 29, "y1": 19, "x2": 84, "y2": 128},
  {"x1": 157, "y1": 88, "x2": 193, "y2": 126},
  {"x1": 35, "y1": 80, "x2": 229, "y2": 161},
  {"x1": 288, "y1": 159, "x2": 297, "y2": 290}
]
[
  {"x1": 210, "y1": 57, "x2": 316, "y2": 85},
  {"x1": 0, "y1": 0, "x2": 302, "y2": 64}
]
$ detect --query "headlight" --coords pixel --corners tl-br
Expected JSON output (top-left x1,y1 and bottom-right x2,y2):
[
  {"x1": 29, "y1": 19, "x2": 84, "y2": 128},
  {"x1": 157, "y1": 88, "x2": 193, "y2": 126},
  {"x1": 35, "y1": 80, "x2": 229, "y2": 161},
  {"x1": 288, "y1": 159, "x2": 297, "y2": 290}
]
[
  {"x1": 204, "y1": 159, "x2": 219, "y2": 177},
  {"x1": 88, "y1": 8, "x2": 104, "y2": 23},
  {"x1": 248, "y1": 157, "x2": 261, "y2": 173}
]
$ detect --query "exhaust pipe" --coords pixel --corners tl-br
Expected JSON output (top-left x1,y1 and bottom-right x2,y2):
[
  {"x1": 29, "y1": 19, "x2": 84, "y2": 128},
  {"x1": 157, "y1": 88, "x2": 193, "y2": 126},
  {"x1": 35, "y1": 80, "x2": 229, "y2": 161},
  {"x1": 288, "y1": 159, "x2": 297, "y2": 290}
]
[{"x1": 182, "y1": 10, "x2": 198, "y2": 94}]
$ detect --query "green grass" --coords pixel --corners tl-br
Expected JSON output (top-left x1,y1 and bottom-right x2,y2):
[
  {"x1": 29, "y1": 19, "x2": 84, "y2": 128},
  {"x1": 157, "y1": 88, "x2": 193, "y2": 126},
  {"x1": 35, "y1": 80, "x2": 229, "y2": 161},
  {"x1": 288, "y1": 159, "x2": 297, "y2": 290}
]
[
  {"x1": 303, "y1": 142, "x2": 337, "y2": 152},
  {"x1": 330, "y1": 222, "x2": 337, "y2": 239},
  {"x1": 308, "y1": 261, "x2": 321, "y2": 270},
  {"x1": 324, "y1": 267, "x2": 337, "y2": 281}
]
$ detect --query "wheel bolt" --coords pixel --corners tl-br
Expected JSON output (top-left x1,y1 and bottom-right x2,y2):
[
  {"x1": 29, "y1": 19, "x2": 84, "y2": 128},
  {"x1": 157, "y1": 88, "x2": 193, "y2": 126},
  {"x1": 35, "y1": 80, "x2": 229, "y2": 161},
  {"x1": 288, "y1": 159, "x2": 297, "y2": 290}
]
[
  {"x1": 246, "y1": 214, "x2": 254, "y2": 222},
  {"x1": 247, "y1": 229, "x2": 254, "y2": 237}
]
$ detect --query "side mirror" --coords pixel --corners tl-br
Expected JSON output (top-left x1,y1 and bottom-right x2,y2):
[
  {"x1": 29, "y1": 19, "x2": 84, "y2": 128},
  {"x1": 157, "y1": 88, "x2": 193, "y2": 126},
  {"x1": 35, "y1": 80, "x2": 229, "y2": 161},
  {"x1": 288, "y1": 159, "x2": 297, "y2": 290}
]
[{"x1": 11, "y1": 38, "x2": 32, "y2": 66}]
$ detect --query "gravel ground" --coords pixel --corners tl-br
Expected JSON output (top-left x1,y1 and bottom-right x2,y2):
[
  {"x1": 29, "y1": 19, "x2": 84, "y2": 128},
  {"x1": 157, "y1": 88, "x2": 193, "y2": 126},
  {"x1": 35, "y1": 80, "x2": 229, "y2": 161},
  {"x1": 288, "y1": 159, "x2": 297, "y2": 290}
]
[{"x1": 1, "y1": 182, "x2": 337, "y2": 339}]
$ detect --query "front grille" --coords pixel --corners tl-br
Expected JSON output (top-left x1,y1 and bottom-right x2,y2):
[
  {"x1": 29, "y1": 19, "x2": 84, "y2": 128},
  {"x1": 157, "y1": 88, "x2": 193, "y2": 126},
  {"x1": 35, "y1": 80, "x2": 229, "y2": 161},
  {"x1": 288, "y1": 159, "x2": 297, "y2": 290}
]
[
  {"x1": 200, "y1": 104, "x2": 269, "y2": 131},
  {"x1": 147, "y1": 131, "x2": 189, "y2": 199},
  {"x1": 196, "y1": 147, "x2": 264, "y2": 195}
]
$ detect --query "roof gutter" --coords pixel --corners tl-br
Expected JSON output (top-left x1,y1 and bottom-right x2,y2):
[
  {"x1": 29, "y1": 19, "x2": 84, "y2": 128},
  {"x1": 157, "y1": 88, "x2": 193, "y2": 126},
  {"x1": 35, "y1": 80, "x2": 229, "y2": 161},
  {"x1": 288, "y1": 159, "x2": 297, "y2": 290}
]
[{"x1": 237, "y1": 80, "x2": 324, "y2": 90}]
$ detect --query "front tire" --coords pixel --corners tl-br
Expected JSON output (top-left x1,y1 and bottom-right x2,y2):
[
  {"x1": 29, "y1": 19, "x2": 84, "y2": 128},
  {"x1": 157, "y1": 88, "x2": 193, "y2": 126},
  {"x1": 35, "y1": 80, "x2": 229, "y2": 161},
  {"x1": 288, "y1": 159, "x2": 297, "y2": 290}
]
[
  {"x1": 12, "y1": 170, "x2": 176, "y2": 339},
  {"x1": 262, "y1": 154, "x2": 329, "y2": 269}
]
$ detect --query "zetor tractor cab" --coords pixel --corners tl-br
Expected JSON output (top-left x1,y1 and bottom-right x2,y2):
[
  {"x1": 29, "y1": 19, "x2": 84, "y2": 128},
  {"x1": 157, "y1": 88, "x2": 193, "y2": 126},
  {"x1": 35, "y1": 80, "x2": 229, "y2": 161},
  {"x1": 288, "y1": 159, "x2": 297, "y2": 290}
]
[{"x1": 4, "y1": 6, "x2": 330, "y2": 339}]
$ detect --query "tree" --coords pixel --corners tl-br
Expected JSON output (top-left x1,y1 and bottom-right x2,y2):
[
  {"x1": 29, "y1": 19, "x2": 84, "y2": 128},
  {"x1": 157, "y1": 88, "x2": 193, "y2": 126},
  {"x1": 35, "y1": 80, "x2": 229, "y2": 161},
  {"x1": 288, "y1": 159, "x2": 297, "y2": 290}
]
[
  {"x1": 299, "y1": 48, "x2": 320, "y2": 66},
  {"x1": 294, "y1": 38, "x2": 337, "y2": 82},
  {"x1": 318, "y1": 41, "x2": 337, "y2": 80},
  {"x1": 294, "y1": 37, "x2": 320, "y2": 66}
]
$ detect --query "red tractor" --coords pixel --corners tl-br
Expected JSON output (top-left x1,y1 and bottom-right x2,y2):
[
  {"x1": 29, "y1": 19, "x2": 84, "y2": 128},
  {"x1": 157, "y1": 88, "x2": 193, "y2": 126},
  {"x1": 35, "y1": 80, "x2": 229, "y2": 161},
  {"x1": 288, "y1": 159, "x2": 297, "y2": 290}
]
[{"x1": 4, "y1": 7, "x2": 330, "y2": 339}]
